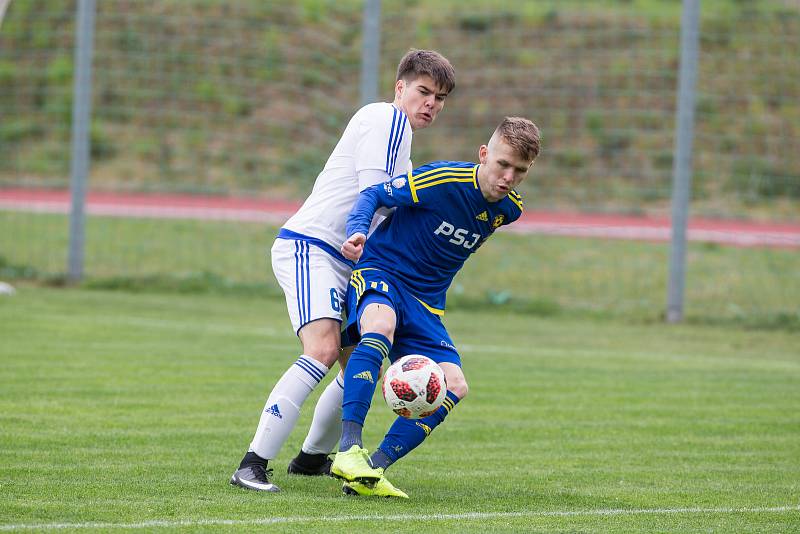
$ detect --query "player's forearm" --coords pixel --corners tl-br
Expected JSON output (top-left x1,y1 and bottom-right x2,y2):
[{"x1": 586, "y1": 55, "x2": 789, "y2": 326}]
[{"x1": 346, "y1": 185, "x2": 384, "y2": 237}]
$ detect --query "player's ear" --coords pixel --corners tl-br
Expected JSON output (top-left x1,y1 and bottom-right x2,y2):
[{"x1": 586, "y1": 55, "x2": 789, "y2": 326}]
[
  {"x1": 395, "y1": 79, "x2": 405, "y2": 98},
  {"x1": 478, "y1": 145, "x2": 488, "y2": 164}
]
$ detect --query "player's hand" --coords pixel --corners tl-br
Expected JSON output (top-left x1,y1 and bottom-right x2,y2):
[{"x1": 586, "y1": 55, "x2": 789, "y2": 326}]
[{"x1": 341, "y1": 232, "x2": 366, "y2": 262}]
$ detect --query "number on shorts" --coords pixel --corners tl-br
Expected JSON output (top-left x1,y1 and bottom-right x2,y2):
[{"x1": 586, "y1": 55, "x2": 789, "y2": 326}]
[{"x1": 370, "y1": 280, "x2": 389, "y2": 292}]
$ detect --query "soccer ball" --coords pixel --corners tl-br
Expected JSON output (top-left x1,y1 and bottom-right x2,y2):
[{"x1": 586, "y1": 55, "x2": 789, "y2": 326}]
[{"x1": 382, "y1": 355, "x2": 447, "y2": 419}]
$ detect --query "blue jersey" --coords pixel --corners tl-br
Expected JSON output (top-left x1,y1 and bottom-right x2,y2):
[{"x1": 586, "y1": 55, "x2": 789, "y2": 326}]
[{"x1": 346, "y1": 160, "x2": 524, "y2": 314}]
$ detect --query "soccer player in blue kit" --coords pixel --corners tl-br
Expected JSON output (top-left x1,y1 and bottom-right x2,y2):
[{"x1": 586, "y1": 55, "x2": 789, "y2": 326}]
[
  {"x1": 229, "y1": 50, "x2": 455, "y2": 493},
  {"x1": 330, "y1": 117, "x2": 541, "y2": 497}
]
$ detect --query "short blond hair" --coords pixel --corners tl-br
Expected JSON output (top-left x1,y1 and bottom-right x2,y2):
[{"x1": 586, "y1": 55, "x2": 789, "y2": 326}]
[{"x1": 494, "y1": 117, "x2": 541, "y2": 161}]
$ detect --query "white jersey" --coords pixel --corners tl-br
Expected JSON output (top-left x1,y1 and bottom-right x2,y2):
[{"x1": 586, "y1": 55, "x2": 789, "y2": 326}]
[{"x1": 282, "y1": 102, "x2": 412, "y2": 251}]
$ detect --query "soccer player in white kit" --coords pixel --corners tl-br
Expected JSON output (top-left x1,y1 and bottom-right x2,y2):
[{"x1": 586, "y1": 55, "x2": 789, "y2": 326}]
[{"x1": 230, "y1": 50, "x2": 455, "y2": 492}]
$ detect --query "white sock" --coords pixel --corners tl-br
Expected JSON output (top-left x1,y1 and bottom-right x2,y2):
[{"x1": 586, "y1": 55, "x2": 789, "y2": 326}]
[
  {"x1": 249, "y1": 355, "x2": 328, "y2": 460},
  {"x1": 300, "y1": 372, "x2": 344, "y2": 455}
]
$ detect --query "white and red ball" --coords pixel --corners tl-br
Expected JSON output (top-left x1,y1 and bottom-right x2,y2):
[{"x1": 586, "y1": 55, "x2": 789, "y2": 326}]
[{"x1": 382, "y1": 355, "x2": 447, "y2": 419}]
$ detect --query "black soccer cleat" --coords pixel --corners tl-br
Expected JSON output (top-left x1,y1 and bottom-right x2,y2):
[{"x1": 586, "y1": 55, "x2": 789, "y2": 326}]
[
  {"x1": 229, "y1": 465, "x2": 280, "y2": 492},
  {"x1": 286, "y1": 452, "x2": 333, "y2": 477}
]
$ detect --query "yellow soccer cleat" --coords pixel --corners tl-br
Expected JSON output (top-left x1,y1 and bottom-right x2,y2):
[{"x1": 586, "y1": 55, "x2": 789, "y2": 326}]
[
  {"x1": 342, "y1": 471, "x2": 409, "y2": 499},
  {"x1": 330, "y1": 445, "x2": 382, "y2": 486}
]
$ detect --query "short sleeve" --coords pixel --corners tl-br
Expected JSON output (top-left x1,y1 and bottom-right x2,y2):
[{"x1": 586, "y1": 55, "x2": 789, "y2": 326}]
[{"x1": 354, "y1": 105, "x2": 411, "y2": 178}]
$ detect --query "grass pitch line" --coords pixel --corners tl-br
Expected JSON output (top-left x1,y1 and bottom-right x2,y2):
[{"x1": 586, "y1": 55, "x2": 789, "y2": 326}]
[{"x1": 2, "y1": 505, "x2": 798, "y2": 531}]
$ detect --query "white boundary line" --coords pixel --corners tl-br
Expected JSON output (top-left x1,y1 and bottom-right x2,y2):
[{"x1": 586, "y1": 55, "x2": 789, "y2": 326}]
[{"x1": 1, "y1": 506, "x2": 798, "y2": 531}]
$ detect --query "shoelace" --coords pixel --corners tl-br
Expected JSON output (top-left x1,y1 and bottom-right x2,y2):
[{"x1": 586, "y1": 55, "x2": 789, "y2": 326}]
[{"x1": 250, "y1": 465, "x2": 274, "y2": 483}]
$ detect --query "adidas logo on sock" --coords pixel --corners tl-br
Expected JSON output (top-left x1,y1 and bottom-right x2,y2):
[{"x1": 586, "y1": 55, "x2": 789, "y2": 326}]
[
  {"x1": 265, "y1": 404, "x2": 283, "y2": 419},
  {"x1": 352, "y1": 370, "x2": 374, "y2": 383}
]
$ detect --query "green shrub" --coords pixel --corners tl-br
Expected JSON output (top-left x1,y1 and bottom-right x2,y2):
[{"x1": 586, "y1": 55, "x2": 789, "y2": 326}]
[
  {"x1": 0, "y1": 120, "x2": 45, "y2": 143},
  {"x1": 729, "y1": 157, "x2": 800, "y2": 199}
]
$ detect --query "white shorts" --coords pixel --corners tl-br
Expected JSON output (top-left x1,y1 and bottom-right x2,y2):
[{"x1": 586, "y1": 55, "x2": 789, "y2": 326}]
[{"x1": 271, "y1": 236, "x2": 352, "y2": 334}]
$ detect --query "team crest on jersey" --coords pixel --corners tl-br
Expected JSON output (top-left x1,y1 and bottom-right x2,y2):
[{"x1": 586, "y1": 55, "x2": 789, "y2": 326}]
[
  {"x1": 475, "y1": 211, "x2": 488, "y2": 222},
  {"x1": 492, "y1": 215, "x2": 505, "y2": 229},
  {"x1": 391, "y1": 177, "x2": 407, "y2": 189}
]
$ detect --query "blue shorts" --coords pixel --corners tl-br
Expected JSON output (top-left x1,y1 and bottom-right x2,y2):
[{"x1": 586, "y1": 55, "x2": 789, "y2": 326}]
[{"x1": 342, "y1": 268, "x2": 461, "y2": 367}]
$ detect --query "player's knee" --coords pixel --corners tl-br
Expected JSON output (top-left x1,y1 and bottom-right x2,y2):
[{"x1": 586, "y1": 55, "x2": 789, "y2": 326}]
[
  {"x1": 359, "y1": 317, "x2": 396, "y2": 341},
  {"x1": 447, "y1": 376, "x2": 468, "y2": 400},
  {"x1": 299, "y1": 320, "x2": 342, "y2": 367},
  {"x1": 305, "y1": 348, "x2": 339, "y2": 368},
  {"x1": 359, "y1": 303, "x2": 396, "y2": 341},
  {"x1": 363, "y1": 322, "x2": 395, "y2": 341},
  {"x1": 449, "y1": 382, "x2": 468, "y2": 400},
  {"x1": 301, "y1": 339, "x2": 340, "y2": 368},
  {"x1": 440, "y1": 362, "x2": 468, "y2": 400}
]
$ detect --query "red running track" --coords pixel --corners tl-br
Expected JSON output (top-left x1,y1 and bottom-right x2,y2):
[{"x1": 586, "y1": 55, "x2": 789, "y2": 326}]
[{"x1": 1, "y1": 187, "x2": 798, "y2": 248}]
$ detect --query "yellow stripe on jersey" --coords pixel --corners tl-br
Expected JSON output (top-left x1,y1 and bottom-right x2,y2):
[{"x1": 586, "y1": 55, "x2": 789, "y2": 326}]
[
  {"x1": 416, "y1": 176, "x2": 476, "y2": 192},
  {"x1": 408, "y1": 165, "x2": 478, "y2": 203},
  {"x1": 414, "y1": 296, "x2": 444, "y2": 316},
  {"x1": 508, "y1": 189, "x2": 524, "y2": 212},
  {"x1": 410, "y1": 166, "x2": 477, "y2": 202},
  {"x1": 413, "y1": 166, "x2": 475, "y2": 185},
  {"x1": 409, "y1": 166, "x2": 418, "y2": 203}
]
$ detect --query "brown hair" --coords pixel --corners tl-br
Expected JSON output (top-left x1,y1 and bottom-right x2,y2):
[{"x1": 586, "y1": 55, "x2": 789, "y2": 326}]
[
  {"x1": 495, "y1": 117, "x2": 541, "y2": 161},
  {"x1": 396, "y1": 49, "x2": 456, "y2": 94}
]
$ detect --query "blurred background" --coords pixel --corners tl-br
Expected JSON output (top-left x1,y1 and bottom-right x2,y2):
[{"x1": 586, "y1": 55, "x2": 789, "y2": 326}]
[{"x1": 0, "y1": 0, "x2": 798, "y2": 326}]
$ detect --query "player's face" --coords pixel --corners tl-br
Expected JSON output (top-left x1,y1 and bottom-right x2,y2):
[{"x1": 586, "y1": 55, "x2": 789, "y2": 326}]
[
  {"x1": 394, "y1": 75, "x2": 448, "y2": 130},
  {"x1": 477, "y1": 136, "x2": 534, "y2": 202}
]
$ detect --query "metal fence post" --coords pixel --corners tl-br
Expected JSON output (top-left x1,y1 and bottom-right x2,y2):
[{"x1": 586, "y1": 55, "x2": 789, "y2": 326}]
[
  {"x1": 359, "y1": 0, "x2": 381, "y2": 106},
  {"x1": 0, "y1": 0, "x2": 12, "y2": 26},
  {"x1": 67, "y1": 0, "x2": 96, "y2": 282},
  {"x1": 666, "y1": 0, "x2": 700, "y2": 323}
]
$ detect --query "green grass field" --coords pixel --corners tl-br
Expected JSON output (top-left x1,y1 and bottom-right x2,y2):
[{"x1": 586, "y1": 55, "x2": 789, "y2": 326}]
[
  {"x1": 2, "y1": 211, "x2": 799, "y2": 328},
  {"x1": 1, "y1": 286, "x2": 798, "y2": 532}
]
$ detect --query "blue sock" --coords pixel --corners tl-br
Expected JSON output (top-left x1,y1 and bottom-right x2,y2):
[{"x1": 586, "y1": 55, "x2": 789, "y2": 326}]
[
  {"x1": 340, "y1": 333, "x2": 391, "y2": 450},
  {"x1": 340, "y1": 420, "x2": 364, "y2": 452},
  {"x1": 372, "y1": 390, "x2": 460, "y2": 468}
]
